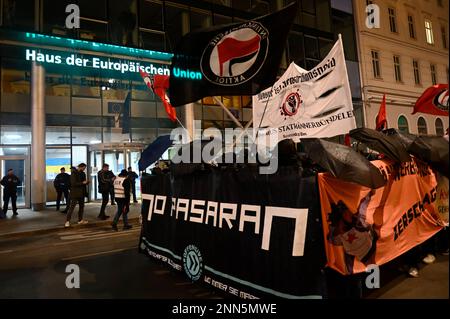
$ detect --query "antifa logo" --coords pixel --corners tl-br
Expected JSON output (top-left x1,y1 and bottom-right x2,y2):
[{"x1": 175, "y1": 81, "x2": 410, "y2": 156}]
[
  {"x1": 433, "y1": 89, "x2": 449, "y2": 111},
  {"x1": 280, "y1": 92, "x2": 302, "y2": 117},
  {"x1": 217, "y1": 35, "x2": 260, "y2": 77},
  {"x1": 200, "y1": 22, "x2": 269, "y2": 86}
]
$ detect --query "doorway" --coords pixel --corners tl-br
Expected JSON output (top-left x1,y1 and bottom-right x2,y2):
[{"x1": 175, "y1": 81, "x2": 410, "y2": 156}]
[
  {"x1": 89, "y1": 143, "x2": 143, "y2": 201},
  {"x1": 0, "y1": 156, "x2": 30, "y2": 209}
]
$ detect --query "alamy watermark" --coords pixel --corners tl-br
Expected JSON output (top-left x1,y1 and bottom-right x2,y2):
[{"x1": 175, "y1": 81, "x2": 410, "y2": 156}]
[
  {"x1": 169, "y1": 121, "x2": 279, "y2": 174},
  {"x1": 365, "y1": 4, "x2": 380, "y2": 29},
  {"x1": 365, "y1": 264, "x2": 380, "y2": 289},
  {"x1": 65, "y1": 263, "x2": 80, "y2": 289},
  {"x1": 65, "y1": 4, "x2": 80, "y2": 29}
]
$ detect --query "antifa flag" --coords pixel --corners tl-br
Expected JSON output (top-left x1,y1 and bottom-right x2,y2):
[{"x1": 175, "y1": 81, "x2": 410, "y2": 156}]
[
  {"x1": 168, "y1": 2, "x2": 297, "y2": 107},
  {"x1": 412, "y1": 84, "x2": 449, "y2": 116}
]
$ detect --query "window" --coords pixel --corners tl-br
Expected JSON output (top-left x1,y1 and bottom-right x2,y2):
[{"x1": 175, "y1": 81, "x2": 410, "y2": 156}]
[
  {"x1": 408, "y1": 15, "x2": 416, "y2": 39},
  {"x1": 417, "y1": 117, "x2": 428, "y2": 135},
  {"x1": 398, "y1": 116, "x2": 409, "y2": 133},
  {"x1": 430, "y1": 64, "x2": 437, "y2": 85},
  {"x1": 435, "y1": 118, "x2": 444, "y2": 136},
  {"x1": 413, "y1": 60, "x2": 421, "y2": 84},
  {"x1": 164, "y1": 4, "x2": 189, "y2": 52},
  {"x1": 441, "y1": 25, "x2": 448, "y2": 49},
  {"x1": 371, "y1": 50, "x2": 381, "y2": 78},
  {"x1": 393, "y1": 55, "x2": 402, "y2": 82},
  {"x1": 139, "y1": 0, "x2": 163, "y2": 31},
  {"x1": 388, "y1": 8, "x2": 397, "y2": 33},
  {"x1": 425, "y1": 19, "x2": 434, "y2": 44},
  {"x1": 288, "y1": 33, "x2": 304, "y2": 66},
  {"x1": 2, "y1": 0, "x2": 35, "y2": 30}
]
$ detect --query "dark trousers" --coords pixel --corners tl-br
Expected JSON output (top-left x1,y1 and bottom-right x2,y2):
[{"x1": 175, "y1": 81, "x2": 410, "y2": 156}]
[
  {"x1": 131, "y1": 183, "x2": 137, "y2": 202},
  {"x1": 3, "y1": 192, "x2": 17, "y2": 214},
  {"x1": 99, "y1": 191, "x2": 110, "y2": 217},
  {"x1": 56, "y1": 188, "x2": 70, "y2": 210},
  {"x1": 109, "y1": 187, "x2": 115, "y2": 204},
  {"x1": 113, "y1": 198, "x2": 129, "y2": 225},
  {"x1": 66, "y1": 198, "x2": 84, "y2": 222}
]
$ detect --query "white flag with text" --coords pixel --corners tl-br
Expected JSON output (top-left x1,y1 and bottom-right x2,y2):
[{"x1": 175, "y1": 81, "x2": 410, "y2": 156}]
[{"x1": 252, "y1": 37, "x2": 356, "y2": 143}]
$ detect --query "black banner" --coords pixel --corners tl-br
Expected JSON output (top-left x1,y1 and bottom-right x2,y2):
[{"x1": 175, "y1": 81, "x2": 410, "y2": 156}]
[{"x1": 139, "y1": 166, "x2": 326, "y2": 299}]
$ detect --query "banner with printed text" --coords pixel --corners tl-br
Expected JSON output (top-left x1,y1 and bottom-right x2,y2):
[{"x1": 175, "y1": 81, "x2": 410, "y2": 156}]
[
  {"x1": 252, "y1": 37, "x2": 356, "y2": 144},
  {"x1": 139, "y1": 166, "x2": 326, "y2": 298},
  {"x1": 318, "y1": 158, "x2": 444, "y2": 275}
]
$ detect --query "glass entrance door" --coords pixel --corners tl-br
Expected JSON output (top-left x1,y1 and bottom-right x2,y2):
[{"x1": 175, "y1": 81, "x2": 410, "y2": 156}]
[
  {"x1": 88, "y1": 144, "x2": 143, "y2": 201},
  {"x1": 0, "y1": 157, "x2": 28, "y2": 208}
]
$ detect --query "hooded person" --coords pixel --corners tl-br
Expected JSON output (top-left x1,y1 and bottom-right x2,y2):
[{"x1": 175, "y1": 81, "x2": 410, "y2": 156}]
[{"x1": 111, "y1": 169, "x2": 132, "y2": 231}]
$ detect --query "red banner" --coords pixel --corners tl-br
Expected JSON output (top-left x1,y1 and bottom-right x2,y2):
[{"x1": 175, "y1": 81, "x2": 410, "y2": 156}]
[{"x1": 318, "y1": 158, "x2": 443, "y2": 275}]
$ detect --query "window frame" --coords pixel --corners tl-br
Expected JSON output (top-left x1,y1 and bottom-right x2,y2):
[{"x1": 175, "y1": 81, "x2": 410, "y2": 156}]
[
  {"x1": 408, "y1": 15, "x2": 416, "y2": 39},
  {"x1": 417, "y1": 117, "x2": 428, "y2": 135},
  {"x1": 430, "y1": 63, "x2": 437, "y2": 85},
  {"x1": 441, "y1": 25, "x2": 448, "y2": 49},
  {"x1": 371, "y1": 50, "x2": 381, "y2": 79},
  {"x1": 397, "y1": 115, "x2": 409, "y2": 133},
  {"x1": 425, "y1": 19, "x2": 434, "y2": 44},
  {"x1": 435, "y1": 118, "x2": 444, "y2": 136},
  {"x1": 388, "y1": 7, "x2": 397, "y2": 33},
  {"x1": 393, "y1": 55, "x2": 402, "y2": 83},
  {"x1": 413, "y1": 59, "x2": 421, "y2": 85}
]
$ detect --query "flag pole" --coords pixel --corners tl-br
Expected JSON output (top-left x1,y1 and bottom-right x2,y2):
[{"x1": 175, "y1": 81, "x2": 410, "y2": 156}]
[
  {"x1": 208, "y1": 118, "x2": 253, "y2": 165},
  {"x1": 255, "y1": 84, "x2": 275, "y2": 140},
  {"x1": 213, "y1": 96, "x2": 244, "y2": 129}
]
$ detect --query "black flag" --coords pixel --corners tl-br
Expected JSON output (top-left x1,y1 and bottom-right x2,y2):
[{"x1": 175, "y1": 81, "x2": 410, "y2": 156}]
[{"x1": 168, "y1": 2, "x2": 297, "y2": 107}]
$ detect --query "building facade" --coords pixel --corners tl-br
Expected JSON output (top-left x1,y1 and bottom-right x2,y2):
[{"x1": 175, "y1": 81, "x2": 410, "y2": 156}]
[
  {"x1": 353, "y1": 0, "x2": 449, "y2": 135},
  {"x1": 0, "y1": 0, "x2": 340, "y2": 209}
]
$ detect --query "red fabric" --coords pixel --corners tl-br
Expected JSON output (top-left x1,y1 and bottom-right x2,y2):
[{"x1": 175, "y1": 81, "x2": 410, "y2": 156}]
[
  {"x1": 412, "y1": 84, "x2": 449, "y2": 116},
  {"x1": 344, "y1": 134, "x2": 351, "y2": 146},
  {"x1": 375, "y1": 94, "x2": 387, "y2": 131},
  {"x1": 139, "y1": 70, "x2": 177, "y2": 122},
  {"x1": 217, "y1": 35, "x2": 260, "y2": 76}
]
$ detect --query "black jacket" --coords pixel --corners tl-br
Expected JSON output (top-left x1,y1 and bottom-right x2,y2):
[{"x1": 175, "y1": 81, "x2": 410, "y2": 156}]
[
  {"x1": 54, "y1": 172, "x2": 70, "y2": 190},
  {"x1": 1, "y1": 174, "x2": 21, "y2": 194},
  {"x1": 128, "y1": 171, "x2": 138, "y2": 184},
  {"x1": 70, "y1": 170, "x2": 87, "y2": 199},
  {"x1": 97, "y1": 170, "x2": 115, "y2": 193}
]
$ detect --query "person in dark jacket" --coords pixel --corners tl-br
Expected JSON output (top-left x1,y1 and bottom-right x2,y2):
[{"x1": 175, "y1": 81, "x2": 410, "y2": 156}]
[
  {"x1": 127, "y1": 166, "x2": 139, "y2": 203},
  {"x1": 54, "y1": 167, "x2": 70, "y2": 213},
  {"x1": 65, "y1": 163, "x2": 89, "y2": 227},
  {"x1": 1, "y1": 169, "x2": 20, "y2": 217},
  {"x1": 111, "y1": 169, "x2": 132, "y2": 231},
  {"x1": 97, "y1": 164, "x2": 115, "y2": 220}
]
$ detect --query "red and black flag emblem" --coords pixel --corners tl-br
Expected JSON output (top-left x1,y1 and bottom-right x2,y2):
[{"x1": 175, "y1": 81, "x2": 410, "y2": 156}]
[
  {"x1": 412, "y1": 84, "x2": 449, "y2": 116},
  {"x1": 168, "y1": 2, "x2": 297, "y2": 107}
]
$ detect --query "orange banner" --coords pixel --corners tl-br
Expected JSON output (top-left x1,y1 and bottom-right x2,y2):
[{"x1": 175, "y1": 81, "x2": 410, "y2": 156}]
[{"x1": 318, "y1": 158, "x2": 443, "y2": 275}]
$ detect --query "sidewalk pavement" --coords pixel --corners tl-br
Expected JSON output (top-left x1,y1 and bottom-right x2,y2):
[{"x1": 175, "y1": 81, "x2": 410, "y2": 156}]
[{"x1": 0, "y1": 201, "x2": 141, "y2": 239}]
